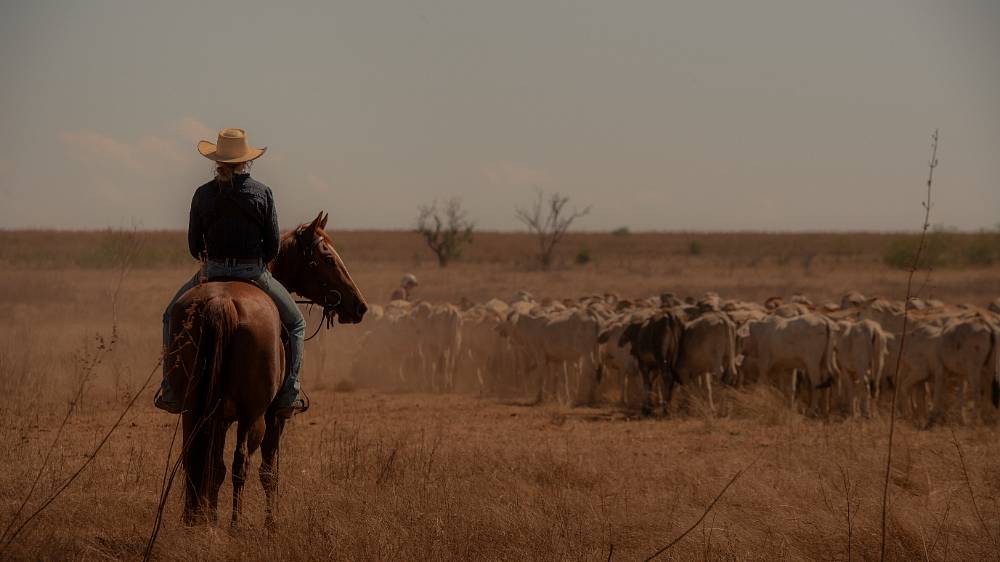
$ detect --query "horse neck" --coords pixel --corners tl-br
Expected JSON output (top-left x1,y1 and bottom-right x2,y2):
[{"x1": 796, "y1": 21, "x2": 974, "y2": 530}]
[{"x1": 270, "y1": 240, "x2": 303, "y2": 294}]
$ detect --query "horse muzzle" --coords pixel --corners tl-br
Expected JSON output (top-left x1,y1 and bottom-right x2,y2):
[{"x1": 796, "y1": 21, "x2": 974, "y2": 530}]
[{"x1": 337, "y1": 299, "x2": 368, "y2": 324}]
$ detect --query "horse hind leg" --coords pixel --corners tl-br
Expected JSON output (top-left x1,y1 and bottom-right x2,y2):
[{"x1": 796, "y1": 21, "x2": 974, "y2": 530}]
[
  {"x1": 231, "y1": 417, "x2": 265, "y2": 528},
  {"x1": 183, "y1": 416, "x2": 228, "y2": 525},
  {"x1": 260, "y1": 416, "x2": 286, "y2": 529},
  {"x1": 204, "y1": 420, "x2": 230, "y2": 523}
]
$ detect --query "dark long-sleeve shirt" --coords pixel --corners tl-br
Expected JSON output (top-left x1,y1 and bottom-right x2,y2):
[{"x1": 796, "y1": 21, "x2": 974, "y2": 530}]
[{"x1": 187, "y1": 174, "x2": 280, "y2": 262}]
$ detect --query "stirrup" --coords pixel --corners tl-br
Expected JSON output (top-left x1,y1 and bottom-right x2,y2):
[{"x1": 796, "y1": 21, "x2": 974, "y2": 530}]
[
  {"x1": 153, "y1": 389, "x2": 182, "y2": 414},
  {"x1": 274, "y1": 391, "x2": 310, "y2": 419}
]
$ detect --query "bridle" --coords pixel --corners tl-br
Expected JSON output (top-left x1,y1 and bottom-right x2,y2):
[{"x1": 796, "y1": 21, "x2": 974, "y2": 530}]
[{"x1": 293, "y1": 234, "x2": 343, "y2": 342}]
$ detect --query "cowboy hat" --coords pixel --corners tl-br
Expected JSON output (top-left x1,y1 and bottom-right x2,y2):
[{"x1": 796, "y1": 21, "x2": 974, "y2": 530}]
[{"x1": 197, "y1": 128, "x2": 267, "y2": 163}]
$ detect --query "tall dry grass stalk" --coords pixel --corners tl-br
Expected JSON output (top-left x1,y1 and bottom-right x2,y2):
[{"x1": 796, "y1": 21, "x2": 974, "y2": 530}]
[
  {"x1": 879, "y1": 129, "x2": 939, "y2": 561},
  {"x1": 642, "y1": 450, "x2": 763, "y2": 561}
]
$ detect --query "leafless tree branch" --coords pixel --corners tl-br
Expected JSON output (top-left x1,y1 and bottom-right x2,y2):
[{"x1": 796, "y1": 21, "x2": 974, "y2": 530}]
[
  {"x1": 515, "y1": 188, "x2": 590, "y2": 269},
  {"x1": 416, "y1": 197, "x2": 475, "y2": 267}
]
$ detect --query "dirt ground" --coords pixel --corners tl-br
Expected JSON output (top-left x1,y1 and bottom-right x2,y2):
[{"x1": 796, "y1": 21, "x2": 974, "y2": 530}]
[{"x1": 0, "y1": 231, "x2": 998, "y2": 561}]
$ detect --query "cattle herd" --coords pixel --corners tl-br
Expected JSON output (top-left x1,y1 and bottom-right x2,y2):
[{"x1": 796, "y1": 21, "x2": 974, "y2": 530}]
[{"x1": 350, "y1": 290, "x2": 1000, "y2": 426}]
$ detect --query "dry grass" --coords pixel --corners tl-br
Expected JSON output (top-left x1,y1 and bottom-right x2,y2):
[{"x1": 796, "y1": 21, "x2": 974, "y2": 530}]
[{"x1": 1, "y1": 230, "x2": 998, "y2": 561}]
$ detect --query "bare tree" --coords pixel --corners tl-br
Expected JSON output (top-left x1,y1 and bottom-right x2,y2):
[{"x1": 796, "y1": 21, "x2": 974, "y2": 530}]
[
  {"x1": 515, "y1": 189, "x2": 591, "y2": 269},
  {"x1": 416, "y1": 197, "x2": 475, "y2": 267}
]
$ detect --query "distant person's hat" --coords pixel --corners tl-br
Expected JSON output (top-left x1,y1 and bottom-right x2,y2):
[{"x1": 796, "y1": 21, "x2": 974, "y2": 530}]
[
  {"x1": 197, "y1": 128, "x2": 267, "y2": 163},
  {"x1": 401, "y1": 274, "x2": 419, "y2": 288}
]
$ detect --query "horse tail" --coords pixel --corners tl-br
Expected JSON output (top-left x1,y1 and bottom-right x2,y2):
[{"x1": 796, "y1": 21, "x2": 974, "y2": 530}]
[
  {"x1": 199, "y1": 295, "x2": 239, "y2": 414},
  {"x1": 184, "y1": 294, "x2": 239, "y2": 521}
]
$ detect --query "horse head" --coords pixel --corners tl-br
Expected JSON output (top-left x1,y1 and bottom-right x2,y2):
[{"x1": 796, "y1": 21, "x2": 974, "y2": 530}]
[{"x1": 273, "y1": 211, "x2": 368, "y2": 324}]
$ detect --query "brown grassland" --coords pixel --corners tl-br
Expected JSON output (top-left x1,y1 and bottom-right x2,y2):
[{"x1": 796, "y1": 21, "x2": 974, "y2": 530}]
[{"x1": 1, "y1": 229, "x2": 999, "y2": 561}]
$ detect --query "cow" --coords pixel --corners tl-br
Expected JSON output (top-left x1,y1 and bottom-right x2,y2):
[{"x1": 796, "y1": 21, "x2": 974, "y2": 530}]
[
  {"x1": 840, "y1": 291, "x2": 867, "y2": 309},
  {"x1": 673, "y1": 311, "x2": 738, "y2": 412},
  {"x1": 457, "y1": 301, "x2": 510, "y2": 394},
  {"x1": 895, "y1": 314, "x2": 999, "y2": 425},
  {"x1": 617, "y1": 310, "x2": 686, "y2": 415},
  {"x1": 499, "y1": 307, "x2": 603, "y2": 406},
  {"x1": 596, "y1": 309, "x2": 656, "y2": 408},
  {"x1": 738, "y1": 313, "x2": 839, "y2": 415},
  {"x1": 834, "y1": 319, "x2": 890, "y2": 417},
  {"x1": 409, "y1": 303, "x2": 463, "y2": 392}
]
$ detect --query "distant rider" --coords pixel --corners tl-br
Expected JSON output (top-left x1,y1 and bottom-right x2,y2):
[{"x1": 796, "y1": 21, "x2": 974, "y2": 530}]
[{"x1": 390, "y1": 273, "x2": 419, "y2": 301}]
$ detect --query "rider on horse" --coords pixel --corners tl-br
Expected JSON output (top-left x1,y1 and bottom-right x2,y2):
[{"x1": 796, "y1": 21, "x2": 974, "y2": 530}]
[{"x1": 155, "y1": 128, "x2": 307, "y2": 419}]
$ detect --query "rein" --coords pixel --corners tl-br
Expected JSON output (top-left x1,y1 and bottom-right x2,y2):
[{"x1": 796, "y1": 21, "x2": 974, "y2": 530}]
[{"x1": 295, "y1": 298, "x2": 339, "y2": 341}]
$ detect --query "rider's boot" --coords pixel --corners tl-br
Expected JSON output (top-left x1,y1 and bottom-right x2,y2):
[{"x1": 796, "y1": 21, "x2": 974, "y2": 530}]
[
  {"x1": 154, "y1": 378, "x2": 182, "y2": 414},
  {"x1": 273, "y1": 339, "x2": 307, "y2": 419}
]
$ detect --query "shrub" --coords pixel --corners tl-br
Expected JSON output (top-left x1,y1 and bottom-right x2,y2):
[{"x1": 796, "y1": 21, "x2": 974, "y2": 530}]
[
  {"x1": 883, "y1": 239, "x2": 918, "y2": 270},
  {"x1": 688, "y1": 240, "x2": 703, "y2": 256},
  {"x1": 574, "y1": 247, "x2": 592, "y2": 265},
  {"x1": 611, "y1": 227, "x2": 630, "y2": 237},
  {"x1": 883, "y1": 235, "x2": 946, "y2": 270},
  {"x1": 964, "y1": 238, "x2": 997, "y2": 266}
]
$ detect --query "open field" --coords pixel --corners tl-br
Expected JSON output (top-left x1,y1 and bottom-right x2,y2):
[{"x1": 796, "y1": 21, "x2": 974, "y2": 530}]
[{"x1": 1, "y1": 230, "x2": 999, "y2": 560}]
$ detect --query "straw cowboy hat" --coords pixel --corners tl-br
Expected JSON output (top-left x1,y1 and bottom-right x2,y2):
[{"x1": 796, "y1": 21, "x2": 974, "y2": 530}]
[{"x1": 197, "y1": 128, "x2": 267, "y2": 163}]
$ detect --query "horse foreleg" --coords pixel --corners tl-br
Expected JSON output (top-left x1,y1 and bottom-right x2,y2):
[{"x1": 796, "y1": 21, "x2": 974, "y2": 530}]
[{"x1": 259, "y1": 416, "x2": 286, "y2": 529}]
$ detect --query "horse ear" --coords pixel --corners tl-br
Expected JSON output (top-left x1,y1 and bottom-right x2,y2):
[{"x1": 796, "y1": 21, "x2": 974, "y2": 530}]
[
  {"x1": 319, "y1": 212, "x2": 329, "y2": 230},
  {"x1": 307, "y1": 212, "x2": 324, "y2": 234}
]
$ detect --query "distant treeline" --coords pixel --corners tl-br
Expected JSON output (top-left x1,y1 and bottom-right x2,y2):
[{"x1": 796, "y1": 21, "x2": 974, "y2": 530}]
[{"x1": 0, "y1": 228, "x2": 997, "y2": 270}]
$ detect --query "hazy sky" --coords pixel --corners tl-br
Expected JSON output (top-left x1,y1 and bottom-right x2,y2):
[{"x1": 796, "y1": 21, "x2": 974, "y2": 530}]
[{"x1": 1, "y1": 0, "x2": 997, "y2": 231}]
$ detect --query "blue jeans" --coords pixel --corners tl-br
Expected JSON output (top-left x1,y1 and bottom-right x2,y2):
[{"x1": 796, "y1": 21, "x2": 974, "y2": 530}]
[{"x1": 160, "y1": 261, "x2": 306, "y2": 407}]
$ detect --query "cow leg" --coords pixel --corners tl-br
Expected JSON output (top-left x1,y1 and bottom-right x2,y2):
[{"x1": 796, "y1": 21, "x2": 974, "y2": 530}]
[
  {"x1": 810, "y1": 359, "x2": 828, "y2": 417},
  {"x1": 895, "y1": 365, "x2": 917, "y2": 423},
  {"x1": 618, "y1": 366, "x2": 627, "y2": 406},
  {"x1": 259, "y1": 415, "x2": 286, "y2": 529},
  {"x1": 662, "y1": 371, "x2": 677, "y2": 413},
  {"x1": 563, "y1": 361, "x2": 572, "y2": 407},
  {"x1": 928, "y1": 367, "x2": 947, "y2": 426},
  {"x1": 704, "y1": 371, "x2": 715, "y2": 413},
  {"x1": 640, "y1": 368, "x2": 654, "y2": 416},
  {"x1": 961, "y1": 368, "x2": 982, "y2": 425},
  {"x1": 788, "y1": 369, "x2": 799, "y2": 411},
  {"x1": 857, "y1": 373, "x2": 871, "y2": 418},
  {"x1": 914, "y1": 382, "x2": 929, "y2": 427},
  {"x1": 532, "y1": 361, "x2": 545, "y2": 404}
]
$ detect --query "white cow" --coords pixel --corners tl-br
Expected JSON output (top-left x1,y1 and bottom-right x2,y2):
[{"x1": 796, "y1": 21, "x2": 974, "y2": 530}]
[
  {"x1": 738, "y1": 313, "x2": 840, "y2": 414},
  {"x1": 834, "y1": 319, "x2": 889, "y2": 417}
]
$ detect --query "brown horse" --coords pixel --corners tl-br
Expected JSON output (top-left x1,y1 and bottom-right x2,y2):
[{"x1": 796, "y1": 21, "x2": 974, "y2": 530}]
[{"x1": 164, "y1": 211, "x2": 367, "y2": 527}]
